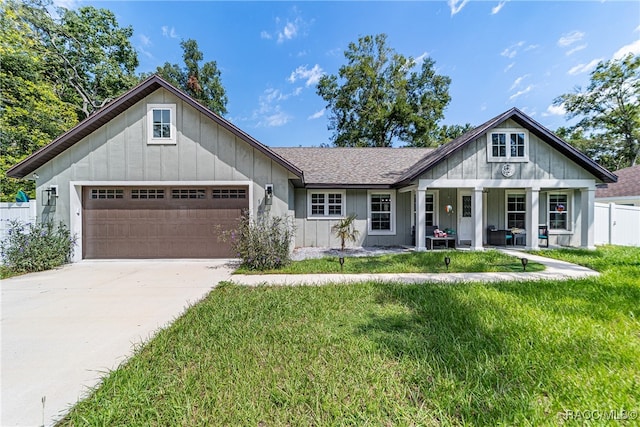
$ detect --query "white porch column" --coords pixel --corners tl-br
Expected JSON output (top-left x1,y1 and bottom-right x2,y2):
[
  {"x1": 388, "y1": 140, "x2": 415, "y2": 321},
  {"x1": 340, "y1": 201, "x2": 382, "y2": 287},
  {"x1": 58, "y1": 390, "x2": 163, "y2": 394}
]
[
  {"x1": 471, "y1": 187, "x2": 484, "y2": 251},
  {"x1": 526, "y1": 187, "x2": 540, "y2": 250},
  {"x1": 581, "y1": 188, "x2": 596, "y2": 249},
  {"x1": 416, "y1": 188, "x2": 427, "y2": 251}
]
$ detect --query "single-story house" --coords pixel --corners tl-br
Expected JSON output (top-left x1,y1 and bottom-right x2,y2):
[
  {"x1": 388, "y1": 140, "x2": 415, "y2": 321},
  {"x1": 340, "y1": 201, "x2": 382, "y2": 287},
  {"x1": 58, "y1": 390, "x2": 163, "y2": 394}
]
[
  {"x1": 7, "y1": 75, "x2": 617, "y2": 261},
  {"x1": 595, "y1": 164, "x2": 640, "y2": 206}
]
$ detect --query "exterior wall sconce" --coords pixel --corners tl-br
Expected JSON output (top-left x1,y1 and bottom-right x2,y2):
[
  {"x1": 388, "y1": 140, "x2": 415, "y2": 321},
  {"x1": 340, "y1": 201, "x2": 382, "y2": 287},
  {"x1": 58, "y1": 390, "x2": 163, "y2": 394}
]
[
  {"x1": 42, "y1": 185, "x2": 58, "y2": 207},
  {"x1": 265, "y1": 184, "x2": 273, "y2": 205}
]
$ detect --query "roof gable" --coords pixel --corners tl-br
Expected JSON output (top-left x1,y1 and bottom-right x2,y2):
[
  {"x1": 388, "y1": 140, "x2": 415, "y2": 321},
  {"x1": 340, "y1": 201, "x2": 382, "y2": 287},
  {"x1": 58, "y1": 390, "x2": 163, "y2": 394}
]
[
  {"x1": 7, "y1": 75, "x2": 303, "y2": 179},
  {"x1": 397, "y1": 107, "x2": 617, "y2": 184}
]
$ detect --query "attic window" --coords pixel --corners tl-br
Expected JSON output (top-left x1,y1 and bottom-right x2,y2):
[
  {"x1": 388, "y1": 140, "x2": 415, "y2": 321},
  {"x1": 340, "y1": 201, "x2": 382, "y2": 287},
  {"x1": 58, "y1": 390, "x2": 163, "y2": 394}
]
[
  {"x1": 147, "y1": 104, "x2": 176, "y2": 144},
  {"x1": 486, "y1": 129, "x2": 529, "y2": 162}
]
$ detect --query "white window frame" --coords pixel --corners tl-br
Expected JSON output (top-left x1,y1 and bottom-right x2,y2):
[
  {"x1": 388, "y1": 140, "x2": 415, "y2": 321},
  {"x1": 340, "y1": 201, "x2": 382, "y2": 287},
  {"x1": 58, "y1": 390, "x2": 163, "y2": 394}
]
[
  {"x1": 547, "y1": 191, "x2": 573, "y2": 234},
  {"x1": 147, "y1": 103, "x2": 177, "y2": 145},
  {"x1": 368, "y1": 190, "x2": 396, "y2": 235},
  {"x1": 307, "y1": 190, "x2": 346, "y2": 219},
  {"x1": 414, "y1": 191, "x2": 439, "y2": 228},
  {"x1": 486, "y1": 128, "x2": 529, "y2": 162},
  {"x1": 505, "y1": 191, "x2": 526, "y2": 229}
]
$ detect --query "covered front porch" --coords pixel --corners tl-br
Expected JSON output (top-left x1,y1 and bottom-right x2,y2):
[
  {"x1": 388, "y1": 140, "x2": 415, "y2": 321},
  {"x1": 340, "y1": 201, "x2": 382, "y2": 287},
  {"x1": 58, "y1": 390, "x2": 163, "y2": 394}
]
[{"x1": 403, "y1": 179, "x2": 597, "y2": 251}]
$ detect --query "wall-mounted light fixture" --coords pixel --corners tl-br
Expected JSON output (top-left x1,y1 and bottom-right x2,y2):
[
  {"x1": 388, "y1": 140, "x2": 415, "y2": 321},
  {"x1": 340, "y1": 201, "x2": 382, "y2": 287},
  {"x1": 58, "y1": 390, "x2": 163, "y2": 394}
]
[
  {"x1": 32, "y1": 173, "x2": 39, "y2": 180},
  {"x1": 42, "y1": 185, "x2": 58, "y2": 206},
  {"x1": 265, "y1": 184, "x2": 273, "y2": 205}
]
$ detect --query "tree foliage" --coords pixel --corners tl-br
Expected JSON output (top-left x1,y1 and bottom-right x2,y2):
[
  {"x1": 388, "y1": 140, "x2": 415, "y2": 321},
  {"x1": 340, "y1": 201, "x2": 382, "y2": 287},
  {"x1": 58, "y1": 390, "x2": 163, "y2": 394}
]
[
  {"x1": 0, "y1": 2, "x2": 77, "y2": 201},
  {"x1": 154, "y1": 39, "x2": 228, "y2": 115},
  {"x1": 554, "y1": 53, "x2": 640, "y2": 169},
  {"x1": 431, "y1": 123, "x2": 475, "y2": 145},
  {"x1": 18, "y1": 0, "x2": 139, "y2": 120},
  {"x1": 317, "y1": 34, "x2": 451, "y2": 147}
]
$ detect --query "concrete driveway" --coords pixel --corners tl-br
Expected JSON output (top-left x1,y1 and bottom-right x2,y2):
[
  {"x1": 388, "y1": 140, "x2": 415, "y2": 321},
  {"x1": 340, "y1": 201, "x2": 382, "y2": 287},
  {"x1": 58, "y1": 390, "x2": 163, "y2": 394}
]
[{"x1": 1, "y1": 260, "x2": 233, "y2": 427}]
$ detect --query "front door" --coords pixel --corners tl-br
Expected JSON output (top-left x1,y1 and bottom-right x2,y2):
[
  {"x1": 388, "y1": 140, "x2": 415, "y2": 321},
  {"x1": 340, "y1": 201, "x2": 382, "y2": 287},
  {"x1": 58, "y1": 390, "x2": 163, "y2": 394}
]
[{"x1": 458, "y1": 190, "x2": 473, "y2": 245}]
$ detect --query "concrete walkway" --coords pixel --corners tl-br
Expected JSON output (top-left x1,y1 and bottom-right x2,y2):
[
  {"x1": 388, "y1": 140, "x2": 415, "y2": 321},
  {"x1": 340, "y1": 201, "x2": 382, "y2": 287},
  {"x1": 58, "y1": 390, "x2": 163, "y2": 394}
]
[{"x1": 231, "y1": 249, "x2": 599, "y2": 286}]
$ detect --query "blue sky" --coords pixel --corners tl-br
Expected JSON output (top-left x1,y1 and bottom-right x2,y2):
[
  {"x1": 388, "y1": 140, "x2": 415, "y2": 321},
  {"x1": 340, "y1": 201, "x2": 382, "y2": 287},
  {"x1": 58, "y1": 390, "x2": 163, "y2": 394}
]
[{"x1": 79, "y1": 1, "x2": 639, "y2": 147}]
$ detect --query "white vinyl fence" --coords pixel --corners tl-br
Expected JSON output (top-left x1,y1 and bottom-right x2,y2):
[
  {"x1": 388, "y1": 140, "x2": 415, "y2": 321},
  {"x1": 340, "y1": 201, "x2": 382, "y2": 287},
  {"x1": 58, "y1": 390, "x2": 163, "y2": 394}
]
[
  {"x1": 595, "y1": 202, "x2": 640, "y2": 247},
  {"x1": 0, "y1": 200, "x2": 37, "y2": 243}
]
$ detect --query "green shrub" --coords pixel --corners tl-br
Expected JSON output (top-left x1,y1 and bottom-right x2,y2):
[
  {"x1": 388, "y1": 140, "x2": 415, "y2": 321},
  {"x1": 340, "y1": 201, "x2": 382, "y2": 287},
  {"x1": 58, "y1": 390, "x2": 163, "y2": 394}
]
[
  {"x1": 1, "y1": 220, "x2": 77, "y2": 273},
  {"x1": 221, "y1": 214, "x2": 294, "y2": 271}
]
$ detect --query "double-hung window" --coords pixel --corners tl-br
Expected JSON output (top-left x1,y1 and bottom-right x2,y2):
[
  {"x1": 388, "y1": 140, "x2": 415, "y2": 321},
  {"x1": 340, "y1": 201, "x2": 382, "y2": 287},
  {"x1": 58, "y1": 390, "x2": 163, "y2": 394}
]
[
  {"x1": 147, "y1": 104, "x2": 176, "y2": 144},
  {"x1": 548, "y1": 193, "x2": 570, "y2": 231},
  {"x1": 506, "y1": 193, "x2": 526, "y2": 229},
  {"x1": 487, "y1": 129, "x2": 529, "y2": 162},
  {"x1": 308, "y1": 191, "x2": 345, "y2": 218},
  {"x1": 368, "y1": 191, "x2": 396, "y2": 235}
]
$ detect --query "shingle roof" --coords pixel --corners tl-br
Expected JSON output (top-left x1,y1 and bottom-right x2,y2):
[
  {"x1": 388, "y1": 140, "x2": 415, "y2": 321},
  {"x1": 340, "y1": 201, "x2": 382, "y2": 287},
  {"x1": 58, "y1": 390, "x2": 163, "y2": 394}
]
[
  {"x1": 7, "y1": 75, "x2": 303, "y2": 179},
  {"x1": 595, "y1": 165, "x2": 640, "y2": 198},
  {"x1": 272, "y1": 147, "x2": 434, "y2": 187}
]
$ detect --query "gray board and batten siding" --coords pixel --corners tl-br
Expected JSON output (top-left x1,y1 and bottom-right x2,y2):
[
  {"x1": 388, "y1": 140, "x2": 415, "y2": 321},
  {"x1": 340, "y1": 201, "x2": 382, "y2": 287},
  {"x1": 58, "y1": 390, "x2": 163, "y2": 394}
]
[{"x1": 31, "y1": 87, "x2": 293, "y2": 258}]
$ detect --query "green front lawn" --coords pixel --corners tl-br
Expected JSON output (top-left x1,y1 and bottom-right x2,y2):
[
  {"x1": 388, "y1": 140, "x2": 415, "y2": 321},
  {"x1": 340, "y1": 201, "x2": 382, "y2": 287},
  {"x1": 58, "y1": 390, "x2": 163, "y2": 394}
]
[
  {"x1": 58, "y1": 246, "x2": 639, "y2": 426},
  {"x1": 236, "y1": 249, "x2": 545, "y2": 274}
]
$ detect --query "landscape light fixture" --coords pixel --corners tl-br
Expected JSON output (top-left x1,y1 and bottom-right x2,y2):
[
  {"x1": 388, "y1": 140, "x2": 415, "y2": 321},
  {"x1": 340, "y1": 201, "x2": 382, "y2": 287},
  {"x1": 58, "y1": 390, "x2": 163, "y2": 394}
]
[
  {"x1": 444, "y1": 256, "x2": 451, "y2": 271},
  {"x1": 339, "y1": 256, "x2": 345, "y2": 272},
  {"x1": 521, "y1": 257, "x2": 528, "y2": 271}
]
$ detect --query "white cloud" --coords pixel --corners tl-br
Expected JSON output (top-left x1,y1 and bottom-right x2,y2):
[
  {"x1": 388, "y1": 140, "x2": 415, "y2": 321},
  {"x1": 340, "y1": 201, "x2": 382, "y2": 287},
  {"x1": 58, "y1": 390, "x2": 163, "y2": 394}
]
[
  {"x1": 261, "y1": 9, "x2": 310, "y2": 44},
  {"x1": 138, "y1": 34, "x2": 153, "y2": 59},
  {"x1": 414, "y1": 52, "x2": 429, "y2": 67},
  {"x1": 612, "y1": 39, "x2": 640, "y2": 60},
  {"x1": 501, "y1": 41, "x2": 525, "y2": 59},
  {"x1": 52, "y1": 0, "x2": 78, "y2": 9},
  {"x1": 491, "y1": 1, "x2": 507, "y2": 15},
  {"x1": 557, "y1": 30, "x2": 584, "y2": 47},
  {"x1": 262, "y1": 111, "x2": 291, "y2": 127},
  {"x1": 139, "y1": 34, "x2": 152, "y2": 47},
  {"x1": 161, "y1": 26, "x2": 178, "y2": 39},
  {"x1": 545, "y1": 104, "x2": 566, "y2": 116},
  {"x1": 509, "y1": 85, "x2": 533, "y2": 101},
  {"x1": 448, "y1": 0, "x2": 469, "y2": 15},
  {"x1": 288, "y1": 64, "x2": 324, "y2": 87},
  {"x1": 510, "y1": 74, "x2": 529, "y2": 91},
  {"x1": 567, "y1": 58, "x2": 602, "y2": 75},
  {"x1": 308, "y1": 109, "x2": 325, "y2": 120},
  {"x1": 278, "y1": 22, "x2": 298, "y2": 43},
  {"x1": 504, "y1": 62, "x2": 515, "y2": 72},
  {"x1": 566, "y1": 44, "x2": 587, "y2": 56}
]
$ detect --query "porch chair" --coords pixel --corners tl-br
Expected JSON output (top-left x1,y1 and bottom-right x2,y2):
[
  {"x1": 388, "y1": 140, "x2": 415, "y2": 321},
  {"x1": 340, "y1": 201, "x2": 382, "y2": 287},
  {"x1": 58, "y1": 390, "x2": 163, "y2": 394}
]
[
  {"x1": 538, "y1": 225, "x2": 549, "y2": 248},
  {"x1": 486, "y1": 225, "x2": 513, "y2": 246}
]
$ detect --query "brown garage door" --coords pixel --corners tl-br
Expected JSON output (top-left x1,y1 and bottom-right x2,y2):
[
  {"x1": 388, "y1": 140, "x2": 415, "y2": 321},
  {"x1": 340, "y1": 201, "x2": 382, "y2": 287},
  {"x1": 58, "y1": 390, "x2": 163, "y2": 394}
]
[{"x1": 83, "y1": 186, "x2": 248, "y2": 259}]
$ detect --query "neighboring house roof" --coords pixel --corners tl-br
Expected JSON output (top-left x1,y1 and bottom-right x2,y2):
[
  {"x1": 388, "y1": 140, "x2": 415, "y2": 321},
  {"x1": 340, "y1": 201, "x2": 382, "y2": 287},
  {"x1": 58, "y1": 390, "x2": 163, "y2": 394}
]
[
  {"x1": 6, "y1": 75, "x2": 304, "y2": 180},
  {"x1": 595, "y1": 165, "x2": 640, "y2": 198},
  {"x1": 396, "y1": 107, "x2": 618, "y2": 185},
  {"x1": 272, "y1": 147, "x2": 433, "y2": 188}
]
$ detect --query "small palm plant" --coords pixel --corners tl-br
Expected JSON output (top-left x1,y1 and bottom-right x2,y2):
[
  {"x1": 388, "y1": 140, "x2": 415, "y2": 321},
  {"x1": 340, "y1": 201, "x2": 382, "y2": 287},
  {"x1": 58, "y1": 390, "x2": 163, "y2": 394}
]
[{"x1": 332, "y1": 213, "x2": 360, "y2": 251}]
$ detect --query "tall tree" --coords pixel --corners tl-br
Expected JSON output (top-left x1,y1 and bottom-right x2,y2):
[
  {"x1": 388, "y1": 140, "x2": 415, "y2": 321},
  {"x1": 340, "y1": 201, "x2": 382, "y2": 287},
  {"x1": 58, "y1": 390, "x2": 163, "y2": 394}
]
[
  {"x1": 18, "y1": 0, "x2": 139, "y2": 120},
  {"x1": 431, "y1": 123, "x2": 475, "y2": 145},
  {"x1": 316, "y1": 34, "x2": 451, "y2": 147},
  {"x1": 553, "y1": 53, "x2": 640, "y2": 168},
  {"x1": 154, "y1": 39, "x2": 228, "y2": 115},
  {"x1": 0, "y1": 2, "x2": 77, "y2": 201}
]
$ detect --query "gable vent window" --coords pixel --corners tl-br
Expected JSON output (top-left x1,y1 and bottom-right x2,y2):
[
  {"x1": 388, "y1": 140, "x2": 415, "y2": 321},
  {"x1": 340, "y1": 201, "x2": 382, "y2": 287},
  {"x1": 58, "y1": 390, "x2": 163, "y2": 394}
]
[
  {"x1": 213, "y1": 188, "x2": 247, "y2": 199},
  {"x1": 132, "y1": 189, "x2": 165, "y2": 199},
  {"x1": 172, "y1": 188, "x2": 206, "y2": 199},
  {"x1": 486, "y1": 129, "x2": 529, "y2": 162},
  {"x1": 91, "y1": 189, "x2": 124, "y2": 199},
  {"x1": 147, "y1": 104, "x2": 176, "y2": 144}
]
